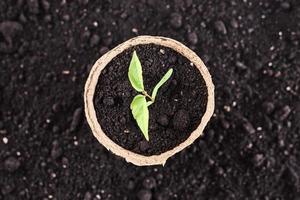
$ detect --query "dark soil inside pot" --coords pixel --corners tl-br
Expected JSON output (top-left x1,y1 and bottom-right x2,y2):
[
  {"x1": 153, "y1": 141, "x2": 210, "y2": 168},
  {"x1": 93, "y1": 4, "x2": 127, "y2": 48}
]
[{"x1": 93, "y1": 44, "x2": 208, "y2": 156}]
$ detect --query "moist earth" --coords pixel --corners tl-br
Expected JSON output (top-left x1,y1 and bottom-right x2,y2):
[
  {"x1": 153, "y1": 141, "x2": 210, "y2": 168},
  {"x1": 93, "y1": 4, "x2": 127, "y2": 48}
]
[
  {"x1": 0, "y1": 0, "x2": 300, "y2": 200},
  {"x1": 94, "y1": 44, "x2": 208, "y2": 155}
]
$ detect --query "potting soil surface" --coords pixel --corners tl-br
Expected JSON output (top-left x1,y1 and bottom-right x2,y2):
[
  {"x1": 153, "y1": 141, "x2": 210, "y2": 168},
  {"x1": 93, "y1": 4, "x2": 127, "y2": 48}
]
[{"x1": 94, "y1": 44, "x2": 208, "y2": 156}]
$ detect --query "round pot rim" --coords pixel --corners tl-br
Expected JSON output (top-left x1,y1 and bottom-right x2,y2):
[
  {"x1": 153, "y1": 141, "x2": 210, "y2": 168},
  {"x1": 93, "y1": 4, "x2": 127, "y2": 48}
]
[{"x1": 84, "y1": 35, "x2": 215, "y2": 166}]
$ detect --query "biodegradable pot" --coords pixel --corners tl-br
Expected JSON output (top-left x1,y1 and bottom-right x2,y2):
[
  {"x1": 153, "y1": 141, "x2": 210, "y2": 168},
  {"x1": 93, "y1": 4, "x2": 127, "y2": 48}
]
[{"x1": 84, "y1": 36, "x2": 214, "y2": 166}]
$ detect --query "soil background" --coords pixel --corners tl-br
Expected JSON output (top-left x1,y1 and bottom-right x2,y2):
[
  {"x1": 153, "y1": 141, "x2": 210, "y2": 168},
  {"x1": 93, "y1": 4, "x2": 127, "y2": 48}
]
[{"x1": 0, "y1": 0, "x2": 300, "y2": 200}]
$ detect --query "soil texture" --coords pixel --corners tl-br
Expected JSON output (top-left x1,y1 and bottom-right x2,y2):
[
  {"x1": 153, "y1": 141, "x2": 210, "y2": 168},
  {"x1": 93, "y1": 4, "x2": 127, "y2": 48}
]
[{"x1": 0, "y1": 0, "x2": 300, "y2": 200}]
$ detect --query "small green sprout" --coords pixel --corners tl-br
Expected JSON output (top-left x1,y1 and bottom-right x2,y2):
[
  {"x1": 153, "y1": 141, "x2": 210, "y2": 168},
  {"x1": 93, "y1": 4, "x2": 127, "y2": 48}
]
[{"x1": 128, "y1": 51, "x2": 173, "y2": 141}]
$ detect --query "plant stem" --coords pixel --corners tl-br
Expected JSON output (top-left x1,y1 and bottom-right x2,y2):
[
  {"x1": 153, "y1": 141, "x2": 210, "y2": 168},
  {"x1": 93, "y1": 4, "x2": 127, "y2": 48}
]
[{"x1": 142, "y1": 91, "x2": 154, "y2": 102}]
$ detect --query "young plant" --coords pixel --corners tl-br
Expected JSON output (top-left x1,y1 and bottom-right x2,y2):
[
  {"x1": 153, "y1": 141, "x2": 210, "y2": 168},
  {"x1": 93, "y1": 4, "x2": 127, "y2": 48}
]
[{"x1": 128, "y1": 51, "x2": 173, "y2": 141}]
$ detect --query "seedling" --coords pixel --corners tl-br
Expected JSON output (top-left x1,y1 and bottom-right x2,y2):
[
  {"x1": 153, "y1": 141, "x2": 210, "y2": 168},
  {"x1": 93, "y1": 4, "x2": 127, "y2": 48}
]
[{"x1": 128, "y1": 51, "x2": 173, "y2": 141}]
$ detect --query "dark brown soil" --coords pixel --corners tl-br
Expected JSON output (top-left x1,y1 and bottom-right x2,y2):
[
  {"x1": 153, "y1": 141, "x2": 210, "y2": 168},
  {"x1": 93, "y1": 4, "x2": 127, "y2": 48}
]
[
  {"x1": 1, "y1": 0, "x2": 300, "y2": 199},
  {"x1": 94, "y1": 44, "x2": 208, "y2": 156}
]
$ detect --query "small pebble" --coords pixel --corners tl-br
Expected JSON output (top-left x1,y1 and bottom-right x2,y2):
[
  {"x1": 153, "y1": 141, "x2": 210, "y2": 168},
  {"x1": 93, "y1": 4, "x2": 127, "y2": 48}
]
[
  {"x1": 156, "y1": 173, "x2": 163, "y2": 180},
  {"x1": 81, "y1": 30, "x2": 91, "y2": 42},
  {"x1": 173, "y1": 109, "x2": 190, "y2": 130},
  {"x1": 93, "y1": 21, "x2": 98, "y2": 27},
  {"x1": 168, "y1": 56, "x2": 177, "y2": 64},
  {"x1": 62, "y1": 157, "x2": 69, "y2": 168},
  {"x1": 103, "y1": 96, "x2": 114, "y2": 106},
  {"x1": 170, "y1": 13, "x2": 183, "y2": 28},
  {"x1": 90, "y1": 34, "x2": 100, "y2": 47},
  {"x1": 214, "y1": 20, "x2": 227, "y2": 35},
  {"x1": 217, "y1": 167, "x2": 224, "y2": 175},
  {"x1": 132, "y1": 28, "x2": 138, "y2": 33},
  {"x1": 243, "y1": 120, "x2": 255, "y2": 134},
  {"x1": 19, "y1": 13, "x2": 27, "y2": 23},
  {"x1": 52, "y1": 103, "x2": 61, "y2": 113},
  {"x1": 62, "y1": 14, "x2": 70, "y2": 22},
  {"x1": 281, "y1": 2, "x2": 291, "y2": 10},
  {"x1": 61, "y1": 70, "x2": 70, "y2": 76},
  {"x1": 70, "y1": 107, "x2": 83, "y2": 132},
  {"x1": 139, "y1": 140, "x2": 150, "y2": 152},
  {"x1": 278, "y1": 105, "x2": 291, "y2": 121},
  {"x1": 103, "y1": 36, "x2": 112, "y2": 46},
  {"x1": 187, "y1": 31, "x2": 198, "y2": 45},
  {"x1": 4, "y1": 156, "x2": 21, "y2": 172},
  {"x1": 262, "y1": 102, "x2": 275, "y2": 114},
  {"x1": 120, "y1": 12, "x2": 128, "y2": 19},
  {"x1": 159, "y1": 49, "x2": 165, "y2": 54},
  {"x1": 235, "y1": 61, "x2": 247, "y2": 70},
  {"x1": 44, "y1": 15, "x2": 52, "y2": 23},
  {"x1": 253, "y1": 154, "x2": 264, "y2": 167},
  {"x1": 100, "y1": 46, "x2": 109, "y2": 55},
  {"x1": 84, "y1": 191, "x2": 92, "y2": 200},
  {"x1": 3, "y1": 137, "x2": 8, "y2": 144},
  {"x1": 230, "y1": 18, "x2": 239, "y2": 29},
  {"x1": 137, "y1": 189, "x2": 152, "y2": 200},
  {"x1": 197, "y1": 5, "x2": 203, "y2": 12},
  {"x1": 127, "y1": 180, "x2": 135, "y2": 190},
  {"x1": 51, "y1": 141, "x2": 63, "y2": 160},
  {"x1": 52, "y1": 125, "x2": 59, "y2": 133},
  {"x1": 0, "y1": 21, "x2": 23, "y2": 44},
  {"x1": 119, "y1": 116, "x2": 126, "y2": 124},
  {"x1": 27, "y1": 0, "x2": 40, "y2": 14},
  {"x1": 143, "y1": 177, "x2": 157, "y2": 189},
  {"x1": 220, "y1": 118, "x2": 230, "y2": 129},
  {"x1": 41, "y1": 0, "x2": 50, "y2": 11},
  {"x1": 157, "y1": 114, "x2": 169, "y2": 126},
  {"x1": 185, "y1": 0, "x2": 193, "y2": 7},
  {"x1": 1, "y1": 183, "x2": 15, "y2": 195}
]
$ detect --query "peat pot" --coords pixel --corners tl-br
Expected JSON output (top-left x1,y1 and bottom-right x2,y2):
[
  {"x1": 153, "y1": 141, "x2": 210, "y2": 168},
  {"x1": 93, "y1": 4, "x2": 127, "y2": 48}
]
[{"x1": 84, "y1": 36, "x2": 214, "y2": 166}]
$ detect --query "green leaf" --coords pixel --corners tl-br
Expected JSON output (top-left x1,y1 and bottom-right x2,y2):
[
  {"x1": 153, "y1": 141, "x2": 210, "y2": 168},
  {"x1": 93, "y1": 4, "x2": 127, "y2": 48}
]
[
  {"x1": 151, "y1": 68, "x2": 173, "y2": 101},
  {"x1": 130, "y1": 94, "x2": 149, "y2": 141},
  {"x1": 146, "y1": 101, "x2": 153, "y2": 107},
  {"x1": 128, "y1": 51, "x2": 144, "y2": 92}
]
